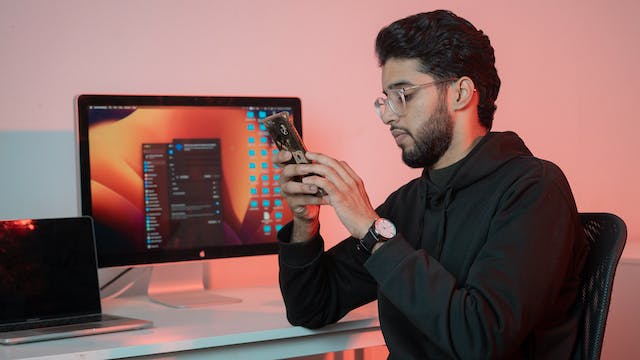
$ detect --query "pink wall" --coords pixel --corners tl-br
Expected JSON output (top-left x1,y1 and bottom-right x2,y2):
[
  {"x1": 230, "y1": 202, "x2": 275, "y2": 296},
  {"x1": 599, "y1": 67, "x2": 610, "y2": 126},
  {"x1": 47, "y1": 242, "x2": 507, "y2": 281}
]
[
  {"x1": 1, "y1": 1, "x2": 638, "y2": 269},
  {"x1": 1, "y1": 0, "x2": 637, "y2": 245}
]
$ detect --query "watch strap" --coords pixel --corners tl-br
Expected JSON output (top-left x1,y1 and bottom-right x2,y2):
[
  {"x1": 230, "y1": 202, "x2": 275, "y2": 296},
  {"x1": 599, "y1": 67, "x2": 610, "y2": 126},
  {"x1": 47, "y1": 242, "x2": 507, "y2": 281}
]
[{"x1": 358, "y1": 227, "x2": 379, "y2": 254}]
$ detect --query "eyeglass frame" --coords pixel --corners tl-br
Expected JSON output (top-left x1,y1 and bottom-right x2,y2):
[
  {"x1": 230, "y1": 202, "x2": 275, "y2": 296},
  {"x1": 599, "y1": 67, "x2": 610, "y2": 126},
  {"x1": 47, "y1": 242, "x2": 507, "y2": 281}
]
[{"x1": 374, "y1": 78, "x2": 458, "y2": 119}]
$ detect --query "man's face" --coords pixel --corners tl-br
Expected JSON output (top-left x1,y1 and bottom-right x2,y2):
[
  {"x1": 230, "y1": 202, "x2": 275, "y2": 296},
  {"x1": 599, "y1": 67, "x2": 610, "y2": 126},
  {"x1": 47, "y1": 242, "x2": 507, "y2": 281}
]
[{"x1": 380, "y1": 58, "x2": 453, "y2": 169}]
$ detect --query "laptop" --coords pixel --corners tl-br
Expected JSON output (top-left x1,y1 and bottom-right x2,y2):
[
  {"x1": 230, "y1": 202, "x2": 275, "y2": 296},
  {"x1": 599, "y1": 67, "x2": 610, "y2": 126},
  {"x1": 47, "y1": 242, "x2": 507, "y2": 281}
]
[{"x1": 0, "y1": 216, "x2": 152, "y2": 345}]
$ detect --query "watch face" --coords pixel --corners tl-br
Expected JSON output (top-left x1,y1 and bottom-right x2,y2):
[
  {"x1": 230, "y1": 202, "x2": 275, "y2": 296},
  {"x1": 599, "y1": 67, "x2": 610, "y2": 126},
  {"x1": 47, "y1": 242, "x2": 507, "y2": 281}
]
[{"x1": 375, "y1": 218, "x2": 396, "y2": 239}]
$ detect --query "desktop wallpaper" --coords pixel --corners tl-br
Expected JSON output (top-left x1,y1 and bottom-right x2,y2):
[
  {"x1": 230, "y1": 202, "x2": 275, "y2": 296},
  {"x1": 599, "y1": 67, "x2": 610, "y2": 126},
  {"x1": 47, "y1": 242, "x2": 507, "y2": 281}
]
[{"x1": 86, "y1": 106, "x2": 291, "y2": 260}]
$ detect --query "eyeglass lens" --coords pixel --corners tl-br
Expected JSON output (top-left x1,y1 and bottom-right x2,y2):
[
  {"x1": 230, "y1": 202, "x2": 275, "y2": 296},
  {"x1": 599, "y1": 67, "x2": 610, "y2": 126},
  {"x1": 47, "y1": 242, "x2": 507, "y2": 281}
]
[{"x1": 375, "y1": 91, "x2": 405, "y2": 119}]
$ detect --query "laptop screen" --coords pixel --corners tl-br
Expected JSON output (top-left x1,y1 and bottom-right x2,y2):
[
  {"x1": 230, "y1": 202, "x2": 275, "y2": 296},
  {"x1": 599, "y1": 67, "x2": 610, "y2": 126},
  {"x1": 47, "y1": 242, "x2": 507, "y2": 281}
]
[{"x1": 0, "y1": 217, "x2": 101, "y2": 326}]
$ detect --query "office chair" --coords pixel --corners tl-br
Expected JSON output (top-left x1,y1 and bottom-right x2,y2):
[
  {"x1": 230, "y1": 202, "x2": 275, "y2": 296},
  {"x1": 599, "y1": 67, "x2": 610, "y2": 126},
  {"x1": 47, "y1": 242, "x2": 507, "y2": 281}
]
[{"x1": 573, "y1": 212, "x2": 627, "y2": 360}]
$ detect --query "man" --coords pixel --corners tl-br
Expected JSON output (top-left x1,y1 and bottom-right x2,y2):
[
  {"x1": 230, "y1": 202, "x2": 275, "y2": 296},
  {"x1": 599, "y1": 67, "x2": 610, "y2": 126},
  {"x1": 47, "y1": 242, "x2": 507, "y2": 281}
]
[{"x1": 274, "y1": 10, "x2": 588, "y2": 359}]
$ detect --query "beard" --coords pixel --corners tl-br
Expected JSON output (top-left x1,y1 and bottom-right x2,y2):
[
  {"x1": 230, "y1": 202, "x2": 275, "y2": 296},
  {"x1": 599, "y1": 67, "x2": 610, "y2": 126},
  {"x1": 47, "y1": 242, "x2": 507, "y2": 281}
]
[{"x1": 401, "y1": 92, "x2": 453, "y2": 168}]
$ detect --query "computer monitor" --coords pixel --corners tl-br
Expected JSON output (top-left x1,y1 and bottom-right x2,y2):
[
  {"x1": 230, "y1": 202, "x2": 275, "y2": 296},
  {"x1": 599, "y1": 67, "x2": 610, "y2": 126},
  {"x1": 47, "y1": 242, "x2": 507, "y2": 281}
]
[{"x1": 76, "y1": 94, "x2": 300, "y2": 307}]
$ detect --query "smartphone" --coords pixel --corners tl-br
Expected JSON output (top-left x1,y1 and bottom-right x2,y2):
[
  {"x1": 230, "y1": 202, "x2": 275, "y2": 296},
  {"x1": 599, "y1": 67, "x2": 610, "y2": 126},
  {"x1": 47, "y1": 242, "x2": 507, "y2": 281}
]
[
  {"x1": 262, "y1": 111, "x2": 326, "y2": 196},
  {"x1": 262, "y1": 111, "x2": 309, "y2": 165}
]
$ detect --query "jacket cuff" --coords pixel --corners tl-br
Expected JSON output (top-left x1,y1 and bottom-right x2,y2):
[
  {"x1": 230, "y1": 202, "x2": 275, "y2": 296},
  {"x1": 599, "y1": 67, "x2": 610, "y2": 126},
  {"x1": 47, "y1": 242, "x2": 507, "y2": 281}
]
[
  {"x1": 277, "y1": 221, "x2": 324, "y2": 268},
  {"x1": 364, "y1": 235, "x2": 414, "y2": 282}
]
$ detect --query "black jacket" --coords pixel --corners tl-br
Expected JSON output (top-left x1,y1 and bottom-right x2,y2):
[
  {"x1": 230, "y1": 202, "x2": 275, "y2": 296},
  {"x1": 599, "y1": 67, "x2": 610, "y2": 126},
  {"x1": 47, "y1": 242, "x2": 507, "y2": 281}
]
[{"x1": 278, "y1": 131, "x2": 588, "y2": 359}]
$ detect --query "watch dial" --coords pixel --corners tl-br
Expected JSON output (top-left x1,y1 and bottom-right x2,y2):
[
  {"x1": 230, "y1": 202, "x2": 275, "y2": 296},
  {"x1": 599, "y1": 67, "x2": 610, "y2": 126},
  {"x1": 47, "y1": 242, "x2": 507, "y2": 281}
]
[{"x1": 375, "y1": 218, "x2": 396, "y2": 238}]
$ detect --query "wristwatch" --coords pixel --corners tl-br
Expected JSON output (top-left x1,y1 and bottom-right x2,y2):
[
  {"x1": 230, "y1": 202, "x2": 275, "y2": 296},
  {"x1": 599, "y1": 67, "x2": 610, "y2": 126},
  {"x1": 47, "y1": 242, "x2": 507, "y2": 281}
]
[{"x1": 358, "y1": 218, "x2": 397, "y2": 254}]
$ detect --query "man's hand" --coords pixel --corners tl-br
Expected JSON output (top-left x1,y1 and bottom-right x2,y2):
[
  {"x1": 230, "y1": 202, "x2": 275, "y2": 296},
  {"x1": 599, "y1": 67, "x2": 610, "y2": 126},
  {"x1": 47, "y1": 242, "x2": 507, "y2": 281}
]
[
  {"x1": 299, "y1": 152, "x2": 378, "y2": 240},
  {"x1": 274, "y1": 150, "x2": 379, "y2": 242},
  {"x1": 273, "y1": 150, "x2": 326, "y2": 242}
]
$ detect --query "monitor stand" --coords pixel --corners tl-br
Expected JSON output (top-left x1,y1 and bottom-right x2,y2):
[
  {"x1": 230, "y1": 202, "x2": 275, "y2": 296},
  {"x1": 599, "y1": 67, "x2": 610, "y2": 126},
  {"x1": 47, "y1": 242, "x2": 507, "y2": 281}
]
[
  {"x1": 99, "y1": 261, "x2": 241, "y2": 308},
  {"x1": 148, "y1": 262, "x2": 241, "y2": 308}
]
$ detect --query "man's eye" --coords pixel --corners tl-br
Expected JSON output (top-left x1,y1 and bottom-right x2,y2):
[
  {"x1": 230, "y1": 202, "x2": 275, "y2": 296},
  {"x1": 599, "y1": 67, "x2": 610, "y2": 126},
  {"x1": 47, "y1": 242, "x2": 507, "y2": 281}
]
[
  {"x1": 403, "y1": 92, "x2": 414, "y2": 101},
  {"x1": 389, "y1": 91, "x2": 403, "y2": 103}
]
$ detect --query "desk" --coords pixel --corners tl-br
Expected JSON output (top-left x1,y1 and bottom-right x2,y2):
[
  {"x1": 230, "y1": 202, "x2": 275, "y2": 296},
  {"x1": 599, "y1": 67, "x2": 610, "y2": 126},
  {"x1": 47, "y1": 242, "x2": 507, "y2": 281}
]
[{"x1": 0, "y1": 286, "x2": 384, "y2": 360}]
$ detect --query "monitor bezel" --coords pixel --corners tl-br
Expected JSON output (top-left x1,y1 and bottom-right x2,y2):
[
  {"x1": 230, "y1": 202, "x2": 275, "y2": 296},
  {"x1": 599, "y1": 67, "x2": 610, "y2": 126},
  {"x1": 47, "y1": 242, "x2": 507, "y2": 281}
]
[{"x1": 76, "y1": 94, "x2": 302, "y2": 268}]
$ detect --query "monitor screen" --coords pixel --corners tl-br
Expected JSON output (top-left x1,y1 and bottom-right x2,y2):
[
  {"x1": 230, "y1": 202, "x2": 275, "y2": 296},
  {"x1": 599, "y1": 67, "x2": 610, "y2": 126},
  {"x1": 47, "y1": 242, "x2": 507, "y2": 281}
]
[{"x1": 76, "y1": 95, "x2": 300, "y2": 268}]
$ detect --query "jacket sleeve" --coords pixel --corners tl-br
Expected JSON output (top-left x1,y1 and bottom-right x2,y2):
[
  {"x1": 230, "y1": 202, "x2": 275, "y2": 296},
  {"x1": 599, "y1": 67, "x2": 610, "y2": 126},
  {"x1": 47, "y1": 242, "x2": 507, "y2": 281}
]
[
  {"x1": 365, "y1": 165, "x2": 586, "y2": 358},
  {"x1": 278, "y1": 222, "x2": 378, "y2": 328}
]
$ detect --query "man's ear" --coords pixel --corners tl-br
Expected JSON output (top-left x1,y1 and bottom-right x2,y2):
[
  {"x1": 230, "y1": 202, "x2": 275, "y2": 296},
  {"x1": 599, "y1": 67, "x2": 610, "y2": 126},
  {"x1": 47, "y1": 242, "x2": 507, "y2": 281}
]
[{"x1": 452, "y1": 76, "x2": 476, "y2": 111}]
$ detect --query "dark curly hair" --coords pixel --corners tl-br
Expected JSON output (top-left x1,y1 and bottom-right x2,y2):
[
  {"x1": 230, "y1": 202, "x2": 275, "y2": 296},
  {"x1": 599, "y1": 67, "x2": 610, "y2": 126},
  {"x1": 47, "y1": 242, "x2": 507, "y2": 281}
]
[{"x1": 375, "y1": 10, "x2": 500, "y2": 129}]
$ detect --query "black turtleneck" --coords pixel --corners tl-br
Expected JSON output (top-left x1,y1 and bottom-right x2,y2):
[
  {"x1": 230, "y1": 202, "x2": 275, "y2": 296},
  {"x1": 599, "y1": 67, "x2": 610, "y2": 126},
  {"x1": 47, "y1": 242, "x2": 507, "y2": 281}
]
[{"x1": 427, "y1": 160, "x2": 464, "y2": 189}]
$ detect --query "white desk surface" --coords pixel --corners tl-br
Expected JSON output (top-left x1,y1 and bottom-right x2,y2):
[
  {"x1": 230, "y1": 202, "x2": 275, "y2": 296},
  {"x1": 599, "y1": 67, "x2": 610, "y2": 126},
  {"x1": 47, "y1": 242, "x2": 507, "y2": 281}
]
[
  {"x1": 4, "y1": 240, "x2": 635, "y2": 360},
  {"x1": 0, "y1": 286, "x2": 383, "y2": 360}
]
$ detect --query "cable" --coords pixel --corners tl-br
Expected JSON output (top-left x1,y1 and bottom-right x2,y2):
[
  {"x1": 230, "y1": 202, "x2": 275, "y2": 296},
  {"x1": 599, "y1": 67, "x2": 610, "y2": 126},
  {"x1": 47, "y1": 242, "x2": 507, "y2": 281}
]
[{"x1": 99, "y1": 267, "x2": 134, "y2": 291}]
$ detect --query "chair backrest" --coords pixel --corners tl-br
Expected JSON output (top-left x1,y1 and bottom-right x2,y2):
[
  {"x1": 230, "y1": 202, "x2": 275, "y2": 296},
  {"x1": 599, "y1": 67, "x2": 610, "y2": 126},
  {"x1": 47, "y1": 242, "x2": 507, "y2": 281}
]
[{"x1": 573, "y1": 212, "x2": 627, "y2": 360}]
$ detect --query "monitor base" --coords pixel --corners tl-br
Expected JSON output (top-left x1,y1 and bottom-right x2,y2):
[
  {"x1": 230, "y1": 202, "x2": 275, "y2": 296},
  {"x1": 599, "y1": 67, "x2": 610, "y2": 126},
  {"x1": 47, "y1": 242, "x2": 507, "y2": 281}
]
[
  {"x1": 148, "y1": 289, "x2": 241, "y2": 309},
  {"x1": 99, "y1": 261, "x2": 241, "y2": 308}
]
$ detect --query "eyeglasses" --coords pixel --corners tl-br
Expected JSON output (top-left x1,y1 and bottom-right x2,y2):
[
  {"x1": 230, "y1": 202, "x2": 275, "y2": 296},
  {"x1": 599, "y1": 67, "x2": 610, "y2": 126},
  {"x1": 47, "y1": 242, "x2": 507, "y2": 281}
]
[{"x1": 374, "y1": 78, "x2": 456, "y2": 120}]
